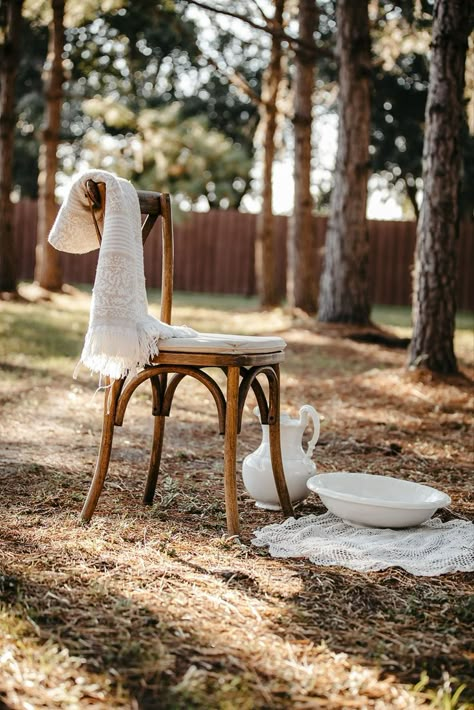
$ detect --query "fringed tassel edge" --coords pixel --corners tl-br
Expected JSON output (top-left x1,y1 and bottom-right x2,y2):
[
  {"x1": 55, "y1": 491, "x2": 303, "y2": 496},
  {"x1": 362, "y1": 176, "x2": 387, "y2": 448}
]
[{"x1": 78, "y1": 320, "x2": 192, "y2": 381}]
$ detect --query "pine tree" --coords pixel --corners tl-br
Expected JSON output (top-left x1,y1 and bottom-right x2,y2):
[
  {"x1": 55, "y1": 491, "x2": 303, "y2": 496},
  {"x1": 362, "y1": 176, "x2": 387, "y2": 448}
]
[
  {"x1": 318, "y1": 0, "x2": 372, "y2": 324},
  {"x1": 408, "y1": 0, "x2": 472, "y2": 373},
  {"x1": 34, "y1": 0, "x2": 65, "y2": 291},
  {"x1": 287, "y1": 0, "x2": 318, "y2": 314}
]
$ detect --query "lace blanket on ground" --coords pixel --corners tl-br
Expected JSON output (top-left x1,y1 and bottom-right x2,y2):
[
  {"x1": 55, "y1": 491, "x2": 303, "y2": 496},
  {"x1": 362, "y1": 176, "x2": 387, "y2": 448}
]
[
  {"x1": 48, "y1": 170, "x2": 196, "y2": 380},
  {"x1": 252, "y1": 513, "x2": 474, "y2": 576}
]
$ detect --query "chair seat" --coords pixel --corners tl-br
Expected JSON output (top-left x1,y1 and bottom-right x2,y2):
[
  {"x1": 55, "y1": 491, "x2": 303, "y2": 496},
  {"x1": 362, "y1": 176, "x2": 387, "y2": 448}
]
[{"x1": 158, "y1": 332, "x2": 286, "y2": 355}]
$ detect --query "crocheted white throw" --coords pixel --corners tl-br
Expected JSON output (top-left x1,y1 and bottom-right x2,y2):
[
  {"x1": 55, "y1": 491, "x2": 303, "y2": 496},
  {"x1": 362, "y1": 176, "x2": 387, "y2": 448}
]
[
  {"x1": 49, "y1": 170, "x2": 196, "y2": 380},
  {"x1": 252, "y1": 513, "x2": 474, "y2": 576}
]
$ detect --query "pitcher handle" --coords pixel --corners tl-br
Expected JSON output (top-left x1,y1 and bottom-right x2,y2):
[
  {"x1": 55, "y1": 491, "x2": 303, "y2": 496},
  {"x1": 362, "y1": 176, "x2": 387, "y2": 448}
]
[{"x1": 299, "y1": 405, "x2": 320, "y2": 458}]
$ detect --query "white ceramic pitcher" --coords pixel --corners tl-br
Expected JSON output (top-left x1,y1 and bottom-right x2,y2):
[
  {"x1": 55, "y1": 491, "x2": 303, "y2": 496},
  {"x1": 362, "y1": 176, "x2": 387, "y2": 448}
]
[{"x1": 242, "y1": 405, "x2": 320, "y2": 510}]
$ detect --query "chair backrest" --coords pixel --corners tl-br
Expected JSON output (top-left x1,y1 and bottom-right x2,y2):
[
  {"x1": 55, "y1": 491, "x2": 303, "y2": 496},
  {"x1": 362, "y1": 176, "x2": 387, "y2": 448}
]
[{"x1": 85, "y1": 179, "x2": 174, "y2": 325}]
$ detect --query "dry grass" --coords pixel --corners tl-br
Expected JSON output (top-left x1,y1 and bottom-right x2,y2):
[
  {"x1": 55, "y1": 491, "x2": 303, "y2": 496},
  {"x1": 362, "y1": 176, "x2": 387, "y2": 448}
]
[{"x1": 0, "y1": 287, "x2": 473, "y2": 709}]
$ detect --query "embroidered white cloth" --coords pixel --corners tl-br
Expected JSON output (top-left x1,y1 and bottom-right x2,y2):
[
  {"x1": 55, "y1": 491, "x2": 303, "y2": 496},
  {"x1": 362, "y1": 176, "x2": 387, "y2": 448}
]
[
  {"x1": 48, "y1": 170, "x2": 196, "y2": 379},
  {"x1": 252, "y1": 513, "x2": 474, "y2": 576}
]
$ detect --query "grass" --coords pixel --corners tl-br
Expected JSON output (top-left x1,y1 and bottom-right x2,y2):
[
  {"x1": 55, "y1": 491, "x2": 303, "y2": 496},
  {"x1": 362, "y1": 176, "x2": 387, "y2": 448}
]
[
  {"x1": 0, "y1": 285, "x2": 473, "y2": 709},
  {"x1": 371, "y1": 304, "x2": 474, "y2": 332}
]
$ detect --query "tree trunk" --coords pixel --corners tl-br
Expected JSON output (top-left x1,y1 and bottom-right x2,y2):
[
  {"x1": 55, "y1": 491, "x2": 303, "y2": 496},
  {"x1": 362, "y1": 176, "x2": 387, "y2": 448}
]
[
  {"x1": 0, "y1": 0, "x2": 23, "y2": 294},
  {"x1": 287, "y1": 0, "x2": 317, "y2": 314},
  {"x1": 34, "y1": 0, "x2": 65, "y2": 291},
  {"x1": 255, "y1": 0, "x2": 285, "y2": 308},
  {"x1": 408, "y1": 0, "x2": 471, "y2": 374},
  {"x1": 318, "y1": 0, "x2": 371, "y2": 324}
]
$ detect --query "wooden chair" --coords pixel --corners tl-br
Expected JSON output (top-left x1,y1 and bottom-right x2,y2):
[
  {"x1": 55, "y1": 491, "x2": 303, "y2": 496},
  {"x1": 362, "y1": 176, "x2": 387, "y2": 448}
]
[{"x1": 81, "y1": 179, "x2": 294, "y2": 535}]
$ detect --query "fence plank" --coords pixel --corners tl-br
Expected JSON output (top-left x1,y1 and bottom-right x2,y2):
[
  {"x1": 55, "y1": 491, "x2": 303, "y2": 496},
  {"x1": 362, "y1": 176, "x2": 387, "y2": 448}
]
[{"x1": 14, "y1": 201, "x2": 473, "y2": 310}]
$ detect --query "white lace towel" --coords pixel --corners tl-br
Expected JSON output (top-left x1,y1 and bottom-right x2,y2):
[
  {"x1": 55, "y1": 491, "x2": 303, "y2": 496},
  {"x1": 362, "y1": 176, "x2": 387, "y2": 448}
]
[
  {"x1": 48, "y1": 170, "x2": 196, "y2": 379},
  {"x1": 252, "y1": 513, "x2": 474, "y2": 576}
]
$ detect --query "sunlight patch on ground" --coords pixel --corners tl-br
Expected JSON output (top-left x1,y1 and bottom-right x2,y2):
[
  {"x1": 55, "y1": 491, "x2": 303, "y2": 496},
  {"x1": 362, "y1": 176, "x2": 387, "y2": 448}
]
[{"x1": 0, "y1": 288, "x2": 472, "y2": 708}]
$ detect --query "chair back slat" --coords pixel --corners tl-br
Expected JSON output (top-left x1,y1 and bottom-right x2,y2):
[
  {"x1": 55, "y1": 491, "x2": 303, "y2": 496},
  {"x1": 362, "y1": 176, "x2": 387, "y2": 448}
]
[
  {"x1": 159, "y1": 193, "x2": 173, "y2": 325},
  {"x1": 85, "y1": 179, "x2": 174, "y2": 325}
]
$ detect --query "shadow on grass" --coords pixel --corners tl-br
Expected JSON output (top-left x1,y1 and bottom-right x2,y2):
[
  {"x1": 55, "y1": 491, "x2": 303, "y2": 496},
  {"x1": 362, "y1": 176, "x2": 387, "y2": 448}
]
[
  {"x1": 283, "y1": 338, "x2": 407, "y2": 378},
  {"x1": 279, "y1": 565, "x2": 474, "y2": 701},
  {"x1": 0, "y1": 307, "x2": 85, "y2": 361},
  {"x1": 1, "y1": 443, "x2": 472, "y2": 708},
  {"x1": 0, "y1": 570, "x2": 209, "y2": 709},
  {"x1": 1, "y1": 299, "x2": 472, "y2": 707},
  {"x1": 211, "y1": 543, "x2": 474, "y2": 694},
  {"x1": 2, "y1": 541, "x2": 381, "y2": 709},
  {"x1": 0, "y1": 360, "x2": 76, "y2": 391},
  {"x1": 2, "y1": 535, "x2": 470, "y2": 709}
]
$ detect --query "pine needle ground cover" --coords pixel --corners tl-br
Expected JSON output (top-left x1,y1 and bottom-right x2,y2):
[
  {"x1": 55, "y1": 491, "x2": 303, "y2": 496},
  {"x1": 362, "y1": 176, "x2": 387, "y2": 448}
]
[{"x1": 0, "y1": 287, "x2": 473, "y2": 709}]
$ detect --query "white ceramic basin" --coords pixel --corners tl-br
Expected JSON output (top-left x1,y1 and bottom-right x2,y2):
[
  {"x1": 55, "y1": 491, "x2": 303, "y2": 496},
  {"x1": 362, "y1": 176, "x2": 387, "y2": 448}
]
[{"x1": 307, "y1": 472, "x2": 451, "y2": 528}]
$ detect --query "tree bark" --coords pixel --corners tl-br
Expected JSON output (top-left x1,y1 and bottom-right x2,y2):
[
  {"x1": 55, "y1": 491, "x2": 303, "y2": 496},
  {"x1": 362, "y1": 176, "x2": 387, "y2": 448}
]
[
  {"x1": 0, "y1": 0, "x2": 23, "y2": 294},
  {"x1": 318, "y1": 0, "x2": 371, "y2": 324},
  {"x1": 408, "y1": 0, "x2": 472, "y2": 374},
  {"x1": 34, "y1": 0, "x2": 65, "y2": 291},
  {"x1": 255, "y1": 0, "x2": 285, "y2": 307},
  {"x1": 287, "y1": 0, "x2": 318, "y2": 314}
]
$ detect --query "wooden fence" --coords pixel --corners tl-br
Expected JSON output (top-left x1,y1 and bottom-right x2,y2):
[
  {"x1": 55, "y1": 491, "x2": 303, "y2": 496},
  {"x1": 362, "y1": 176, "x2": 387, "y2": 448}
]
[{"x1": 13, "y1": 199, "x2": 474, "y2": 310}]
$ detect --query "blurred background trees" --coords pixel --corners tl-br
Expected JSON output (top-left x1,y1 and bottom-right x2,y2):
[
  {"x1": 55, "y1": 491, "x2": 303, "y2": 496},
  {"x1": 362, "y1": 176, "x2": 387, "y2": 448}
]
[
  {"x1": 7, "y1": 0, "x2": 474, "y2": 216},
  {"x1": 0, "y1": 0, "x2": 472, "y2": 374},
  {"x1": 0, "y1": 0, "x2": 24, "y2": 292}
]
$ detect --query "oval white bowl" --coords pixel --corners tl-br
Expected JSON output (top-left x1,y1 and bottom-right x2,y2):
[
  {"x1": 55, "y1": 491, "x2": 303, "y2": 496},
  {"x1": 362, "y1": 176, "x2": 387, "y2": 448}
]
[{"x1": 306, "y1": 472, "x2": 451, "y2": 528}]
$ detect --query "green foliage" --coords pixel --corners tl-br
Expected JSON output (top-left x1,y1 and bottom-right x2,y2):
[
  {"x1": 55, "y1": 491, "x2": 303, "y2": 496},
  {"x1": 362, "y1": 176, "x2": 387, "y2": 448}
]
[
  {"x1": 11, "y1": 0, "x2": 473, "y2": 214},
  {"x1": 413, "y1": 672, "x2": 470, "y2": 710},
  {"x1": 12, "y1": 0, "x2": 258, "y2": 206},
  {"x1": 80, "y1": 99, "x2": 252, "y2": 208},
  {"x1": 371, "y1": 50, "x2": 427, "y2": 215},
  {"x1": 312, "y1": 1, "x2": 474, "y2": 219},
  {"x1": 178, "y1": 25, "x2": 261, "y2": 157},
  {"x1": 65, "y1": 1, "x2": 200, "y2": 110},
  {"x1": 371, "y1": 3, "x2": 474, "y2": 218}
]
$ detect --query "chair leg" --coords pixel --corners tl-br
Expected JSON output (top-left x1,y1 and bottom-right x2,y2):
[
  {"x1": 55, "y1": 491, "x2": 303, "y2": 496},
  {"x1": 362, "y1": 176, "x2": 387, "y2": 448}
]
[
  {"x1": 81, "y1": 380, "x2": 121, "y2": 522},
  {"x1": 143, "y1": 415, "x2": 166, "y2": 504},
  {"x1": 268, "y1": 419, "x2": 294, "y2": 518},
  {"x1": 223, "y1": 366, "x2": 240, "y2": 536},
  {"x1": 268, "y1": 366, "x2": 294, "y2": 518}
]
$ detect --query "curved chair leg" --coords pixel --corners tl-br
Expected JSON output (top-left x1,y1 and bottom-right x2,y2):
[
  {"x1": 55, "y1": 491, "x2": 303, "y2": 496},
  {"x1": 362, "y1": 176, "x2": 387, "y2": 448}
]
[
  {"x1": 268, "y1": 419, "x2": 294, "y2": 518},
  {"x1": 143, "y1": 415, "x2": 166, "y2": 504},
  {"x1": 81, "y1": 379, "x2": 122, "y2": 522},
  {"x1": 223, "y1": 366, "x2": 240, "y2": 536},
  {"x1": 268, "y1": 366, "x2": 294, "y2": 518}
]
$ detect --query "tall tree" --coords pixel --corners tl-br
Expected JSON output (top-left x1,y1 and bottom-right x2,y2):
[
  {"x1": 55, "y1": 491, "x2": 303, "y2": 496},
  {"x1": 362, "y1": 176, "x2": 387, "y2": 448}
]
[
  {"x1": 13, "y1": 15, "x2": 47, "y2": 199},
  {"x1": 0, "y1": 0, "x2": 23, "y2": 294},
  {"x1": 287, "y1": 0, "x2": 318, "y2": 313},
  {"x1": 34, "y1": 0, "x2": 65, "y2": 290},
  {"x1": 318, "y1": 0, "x2": 371, "y2": 324},
  {"x1": 408, "y1": 0, "x2": 472, "y2": 374},
  {"x1": 255, "y1": 0, "x2": 285, "y2": 307}
]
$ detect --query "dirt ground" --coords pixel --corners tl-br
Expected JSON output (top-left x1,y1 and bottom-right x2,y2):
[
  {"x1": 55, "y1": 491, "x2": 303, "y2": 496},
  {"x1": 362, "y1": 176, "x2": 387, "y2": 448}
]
[{"x1": 0, "y1": 289, "x2": 473, "y2": 709}]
